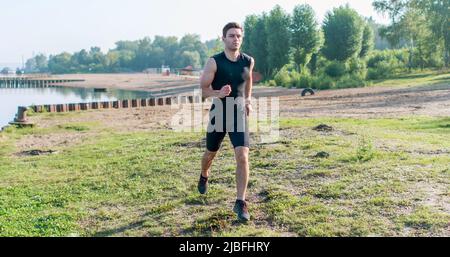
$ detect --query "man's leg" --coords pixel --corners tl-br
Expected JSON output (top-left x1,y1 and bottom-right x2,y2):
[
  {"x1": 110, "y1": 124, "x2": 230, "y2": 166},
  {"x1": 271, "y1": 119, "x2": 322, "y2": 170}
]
[
  {"x1": 234, "y1": 146, "x2": 249, "y2": 200},
  {"x1": 233, "y1": 146, "x2": 250, "y2": 221},
  {"x1": 201, "y1": 150, "x2": 218, "y2": 178},
  {"x1": 199, "y1": 131, "x2": 226, "y2": 194}
]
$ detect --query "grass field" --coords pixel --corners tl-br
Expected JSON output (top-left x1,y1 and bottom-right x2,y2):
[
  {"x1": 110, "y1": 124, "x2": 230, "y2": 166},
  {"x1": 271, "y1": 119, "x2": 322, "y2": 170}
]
[
  {"x1": 1, "y1": 114, "x2": 448, "y2": 236},
  {"x1": 370, "y1": 69, "x2": 450, "y2": 88},
  {"x1": 1, "y1": 69, "x2": 449, "y2": 237}
]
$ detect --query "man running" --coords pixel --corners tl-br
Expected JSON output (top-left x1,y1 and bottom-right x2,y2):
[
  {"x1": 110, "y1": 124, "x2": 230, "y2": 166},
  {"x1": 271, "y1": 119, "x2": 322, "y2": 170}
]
[{"x1": 198, "y1": 22, "x2": 254, "y2": 221}]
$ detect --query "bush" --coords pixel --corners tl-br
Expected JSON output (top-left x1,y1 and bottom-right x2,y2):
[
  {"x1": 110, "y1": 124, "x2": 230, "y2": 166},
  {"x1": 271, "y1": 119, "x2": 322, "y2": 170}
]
[
  {"x1": 311, "y1": 74, "x2": 335, "y2": 90},
  {"x1": 273, "y1": 67, "x2": 291, "y2": 88},
  {"x1": 325, "y1": 61, "x2": 347, "y2": 77},
  {"x1": 335, "y1": 74, "x2": 369, "y2": 88},
  {"x1": 367, "y1": 50, "x2": 389, "y2": 68},
  {"x1": 367, "y1": 60, "x2": 395, "y2": 80},
  {"x1": 273, "y1": 63, "x2": 315, "y2": 88},
  {"x1": 348, "y1": 58, "x2": 366, "y2": 73},
  {"x1": 393, "y1": 49, "x2": 409, "y2": 66},
  {"x1": 289, "y1": 70, "x2": 301, "y2": 88},
  {"x1": 367, "y1": 49, "x2": 406, "y2": 70},
  {"x1": 411, "y1": 47, "x2": 444, "y2": 68},
  {"x1": 356, "y1": 138, "x2": 375, "y2": 162},
  {"x1": 290, "y1": 70, "x2": 314, "y2": 88},
  {"x1": 298, "y1": 73, "x2": 314, "y2": 88},
  {"x1": 366, "y1": 49, "x2": 410, "y2": 80},
  {"x1": 267, "y1": 80, "x2": 277, "y2": 87}
]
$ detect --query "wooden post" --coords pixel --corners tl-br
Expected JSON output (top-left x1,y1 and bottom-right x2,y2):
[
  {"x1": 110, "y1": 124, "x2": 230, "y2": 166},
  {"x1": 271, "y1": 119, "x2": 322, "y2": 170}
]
[{"x1": 15, "y1": 106, "x2": 28, "y2": 122}]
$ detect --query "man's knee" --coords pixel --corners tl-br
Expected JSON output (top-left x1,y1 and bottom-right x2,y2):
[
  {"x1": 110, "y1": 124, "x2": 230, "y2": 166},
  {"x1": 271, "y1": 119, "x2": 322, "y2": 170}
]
[
  {"x1": 203, "y1": 150, "x2": 218, "y2": 160},
  {"x1": 234, "y1": 147, "x2": 249, "y2": 166}
]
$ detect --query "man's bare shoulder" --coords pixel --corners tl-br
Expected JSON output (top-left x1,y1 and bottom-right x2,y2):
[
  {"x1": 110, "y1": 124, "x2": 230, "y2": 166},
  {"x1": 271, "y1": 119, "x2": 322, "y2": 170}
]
[{"x1": 205, "y1": 57, "x2": 217, "y2": 72}]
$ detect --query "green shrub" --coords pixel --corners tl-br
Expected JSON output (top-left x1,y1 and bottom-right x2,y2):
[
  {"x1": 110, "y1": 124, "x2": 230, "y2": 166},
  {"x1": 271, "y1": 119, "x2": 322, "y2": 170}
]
[
  {"x1": 325, "y1": 61, "x2": 347, "y2": 78},
  {"x1": 367, "y1": 60, "x2": 395, "y2": 80},
  {"x1": 348, "y1": 58, "x2": 366, "y2": 73},
  {"x1": 298, "y1": 73, "x2": 314, "y2": 88},
  {"x1": 356, "y1": 138, "x2": 375, "y2": 162},
  {"x1": 367, "y1": 50, "x2": 390, "y2": 68},
  {"x1": 335, "y1": 74, "x2": 368, "y2": 88},
  {"x1": 367, "y1": 49, "x2": 407, "y2": 72},
  {"x1": 289, "y1": 70, "x2": 301, "y2": 88},
  {"x1": 274, "y1": 67, "x2": 291, "y2": 88},
  {"x1": 290, "y1": 70, "x2": 314, "y2": 88},
  {"x1": 267, "y1": 80, "x2": 277, "y2": 87},
  {"x1": 311, "y1": 74, "x2": 335, "y2": 90}
]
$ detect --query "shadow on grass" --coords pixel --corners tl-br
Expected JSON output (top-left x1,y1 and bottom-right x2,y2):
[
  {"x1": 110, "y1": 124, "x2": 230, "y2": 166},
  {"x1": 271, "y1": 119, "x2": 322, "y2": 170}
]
[
  {"x1": 433, "y1": 76, "x2": 450, "y2": 81},
  {"x1": 93, "y1": 220, "x2": 146, "y2": 236},
  {"x1": 181, "y1": 210, "x2": 246, "y2": 236},
  {"x1": 395, "y1": 73, "x2": 436, "y2": 80},
  {"x1": 407, "y1": 117, "x2": 450, "y2": 132}
]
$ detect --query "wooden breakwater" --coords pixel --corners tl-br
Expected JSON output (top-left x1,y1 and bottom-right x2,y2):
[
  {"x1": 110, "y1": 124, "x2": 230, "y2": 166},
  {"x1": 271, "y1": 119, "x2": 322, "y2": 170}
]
[
  {"x1": 29, "y1": 95, "x2": 206, "y2": 113},
  {"x1": 8, "y1": 95, "x2": 210, "y2": 128},
  {"x1": 0, "y1": 77, "x2": 85, "y2": 88}
]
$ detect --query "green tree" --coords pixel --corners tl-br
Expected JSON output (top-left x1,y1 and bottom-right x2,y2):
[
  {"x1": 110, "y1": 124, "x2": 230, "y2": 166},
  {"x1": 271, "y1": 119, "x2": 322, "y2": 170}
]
[
  {"x1": 360, "y1": 23, "x2": 374, "y2": 58},
  {"x1": 113, "y1": 40, "x2": 138, "y2": 70},
  {"x1": 243, "y1": 13, "x2": 270, "y2": 78},
  {"x1": 266, "y1": 5, "x2": 291, "y2": 76},
  {"x1": 290, "y1": 4, "x2": 320, "y2": 71},
  {"x1": 411, "y1": 0, "x2": 449, "y2": 67},
  {"x1": 153, "y1": 36, "x2": 179, "y2": 67},
  {"x1": 179, "y1": 50, "x2": 201, "y2": 69},
  {"x1": 115, "y1": 40, "x2": 139, "y2": 51},
  {"x1": 88, "y1": 47, "x2": 106, "y2": 72},
  {"x1": 134, "y1": 37, "x2": 153, "y2": 70},
  {"x1": 205, "y1": 37, "x2": 223, "y2": 57},
  {"x1": 372, "y1": 0, "x2": 409, "y2": 47},
  {"x1": 179, "y1": 34, "x2": 208, "y2": 67},
  {"x1": 105, "y1": 51, "x2": 120, "y2": 72},
  {"x1": 25, "y1": 55, "x2": 48, "y2": 73},
  {"x1": 366, "y1": 17, "x2": 392, "y2": 50},
  {"x1": 48, "y1": 52, "x2": 72, "y2": 74},
  {"x1": 242, "y1": 15, "x2": 258, "y2": 55},
  {"x1": 25, "y1": 58, "x2": 36, "y2": 72},
  {"x1": 322, "y1": 6, "x2": 364, "y2": 62}
]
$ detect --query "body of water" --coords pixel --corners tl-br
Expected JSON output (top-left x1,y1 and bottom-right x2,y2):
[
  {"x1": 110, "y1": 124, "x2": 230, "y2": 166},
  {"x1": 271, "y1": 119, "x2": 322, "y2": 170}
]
[{"x1": 0, "y1": 85, "x2": 154, "y2": 128}]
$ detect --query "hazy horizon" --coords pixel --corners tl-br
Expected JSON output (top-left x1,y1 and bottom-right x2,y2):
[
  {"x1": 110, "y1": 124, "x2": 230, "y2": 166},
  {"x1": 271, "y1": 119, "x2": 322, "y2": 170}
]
[{"x1": 1, "y1": 0, "x2": 389, "y2": 66}]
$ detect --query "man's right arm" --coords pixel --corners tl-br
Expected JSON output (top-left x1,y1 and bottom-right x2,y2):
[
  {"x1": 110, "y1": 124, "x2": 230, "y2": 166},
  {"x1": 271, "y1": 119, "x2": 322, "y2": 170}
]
[
  {"x1": 200, "y1": 58, "x2": 223, "y2": 98},
  {"x1": 201, "y1": 58, "x2": 232, "y2": 98}
]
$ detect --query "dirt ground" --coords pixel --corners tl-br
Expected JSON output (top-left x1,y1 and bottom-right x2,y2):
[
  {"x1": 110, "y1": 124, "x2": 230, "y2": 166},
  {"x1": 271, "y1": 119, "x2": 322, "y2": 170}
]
[
  {"x1": 45, "y1": 73, "x2": 450, "y2": 118},
  {"x1": 49, "y1": 73, "x2": 200, "y2": 94},
  {"x1": 20, "y1": 78, "x2": 450, "y2": 151},
  {"x1": 277, "y1": 82, "x2": 450, "y2": 118}
]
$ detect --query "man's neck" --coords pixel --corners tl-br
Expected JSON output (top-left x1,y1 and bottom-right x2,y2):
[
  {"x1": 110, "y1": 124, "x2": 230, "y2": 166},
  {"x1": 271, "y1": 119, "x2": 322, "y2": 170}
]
[{"x1": 224, "y1": 48, "x2": 240, "y2": 61}]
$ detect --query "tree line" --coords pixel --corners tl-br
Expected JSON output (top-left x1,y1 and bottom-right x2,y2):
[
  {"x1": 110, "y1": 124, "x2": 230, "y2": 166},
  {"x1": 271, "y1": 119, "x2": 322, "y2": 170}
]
[
  {"x1": 24, "y1": 35, "x2": 222, "y2": 74},
  {"x1": 242, "y1": 0, "x2": 448, "y2": 89},
  {"x1": 24, "y1": 0, "x2": 447, "y2": 88}
]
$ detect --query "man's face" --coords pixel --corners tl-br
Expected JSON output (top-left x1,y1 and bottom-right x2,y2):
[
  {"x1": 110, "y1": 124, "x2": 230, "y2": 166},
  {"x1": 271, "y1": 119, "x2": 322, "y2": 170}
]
[{"x1": 223, "y1": 28, "x2": 243, "y2": 51}]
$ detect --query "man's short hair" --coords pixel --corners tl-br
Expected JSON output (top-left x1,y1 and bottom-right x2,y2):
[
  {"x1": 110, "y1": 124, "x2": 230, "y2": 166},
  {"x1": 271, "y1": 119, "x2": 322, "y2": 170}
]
[{"x1": 222, "y1": 22, "x2": 243, "y2": 38}]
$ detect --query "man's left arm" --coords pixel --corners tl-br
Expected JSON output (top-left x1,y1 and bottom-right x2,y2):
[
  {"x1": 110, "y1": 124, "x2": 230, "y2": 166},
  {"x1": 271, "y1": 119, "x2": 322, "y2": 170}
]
[
  {"x1": 245, "y1": 57, "x2": 254, "y2": 103},
  {"x1": 244, "y1": 58, "x2": 255, "y2": 116}
]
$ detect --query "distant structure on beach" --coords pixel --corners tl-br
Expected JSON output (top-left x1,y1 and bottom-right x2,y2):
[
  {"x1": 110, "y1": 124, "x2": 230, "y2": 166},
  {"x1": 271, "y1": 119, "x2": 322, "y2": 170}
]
[
  {"x1": 179, "y1": 65, "x2": 201, "y2": 76},
  {"x1": 143, "y1": 64, "x2": 201, "y2": 76},
  {"x1": 143, "y1": 65, "x2": 171, "y2": 75}
]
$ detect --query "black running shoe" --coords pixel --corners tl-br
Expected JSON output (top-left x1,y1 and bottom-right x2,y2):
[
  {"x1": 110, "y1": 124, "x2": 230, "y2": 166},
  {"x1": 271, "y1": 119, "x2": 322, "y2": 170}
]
[
  {"x1": 198, "y1": 175, "x2": 208, "y2": 194},
  {"x1": 233, "y1": 199, "x2": 250, "y2": 221}
]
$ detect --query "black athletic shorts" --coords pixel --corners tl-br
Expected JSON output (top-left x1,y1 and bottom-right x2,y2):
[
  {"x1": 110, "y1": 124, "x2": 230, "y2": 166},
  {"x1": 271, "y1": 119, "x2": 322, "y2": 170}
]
[{"x1": 206, "y1": 100, "x2": 249, "y2": 152}]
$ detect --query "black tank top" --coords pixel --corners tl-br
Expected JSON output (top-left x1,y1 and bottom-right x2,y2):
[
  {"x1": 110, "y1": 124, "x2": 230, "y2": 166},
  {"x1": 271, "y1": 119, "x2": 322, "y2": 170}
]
[{"x1": 211, "y1": 51, "x2": 252, "y2": 99}]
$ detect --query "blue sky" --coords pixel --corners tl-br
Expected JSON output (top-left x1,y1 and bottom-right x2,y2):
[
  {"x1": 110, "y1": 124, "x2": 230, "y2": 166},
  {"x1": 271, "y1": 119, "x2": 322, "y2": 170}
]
[{"x1": 0, "y1": 0, "x2": 389, "y2": 65}]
